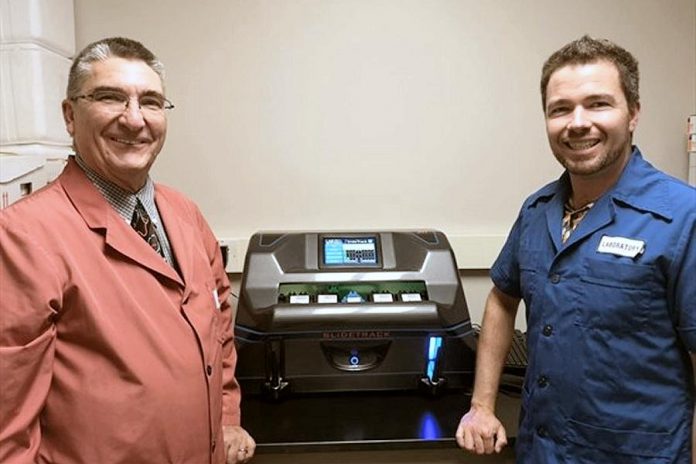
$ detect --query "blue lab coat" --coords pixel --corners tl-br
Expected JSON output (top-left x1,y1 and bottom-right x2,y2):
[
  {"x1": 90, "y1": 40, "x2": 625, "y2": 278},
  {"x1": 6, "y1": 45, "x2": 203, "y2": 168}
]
[{"x1": 492, "y1": 147, "x2": 696, "y2": 463}]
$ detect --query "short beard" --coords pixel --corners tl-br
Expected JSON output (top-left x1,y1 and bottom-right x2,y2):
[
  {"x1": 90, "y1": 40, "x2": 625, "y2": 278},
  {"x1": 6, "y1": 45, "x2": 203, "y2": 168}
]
[{"x1": 554, "y1": 138, "x2": 632, "y2": 178}]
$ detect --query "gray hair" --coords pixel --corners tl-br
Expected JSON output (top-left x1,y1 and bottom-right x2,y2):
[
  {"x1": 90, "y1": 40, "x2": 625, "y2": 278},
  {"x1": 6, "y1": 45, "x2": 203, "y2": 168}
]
[{"x1": 66, "y1": 37, "x2": 165, "y2": 98}]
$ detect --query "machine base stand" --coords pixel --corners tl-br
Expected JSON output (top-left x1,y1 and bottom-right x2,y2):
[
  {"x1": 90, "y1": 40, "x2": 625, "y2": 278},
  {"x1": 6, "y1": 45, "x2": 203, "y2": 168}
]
[
  {"x1": 419, "y1": 376, "x2": 447, "y2": 396},
  {"x1": 263, "y1": 379, "x2": 290, "y2": 401}
]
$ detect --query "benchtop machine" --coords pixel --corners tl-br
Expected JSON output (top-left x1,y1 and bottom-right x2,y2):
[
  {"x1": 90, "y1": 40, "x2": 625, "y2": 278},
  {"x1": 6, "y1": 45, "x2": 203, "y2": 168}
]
[{"x1": 234, "y1": 230, "x2": 476, "y2": 399}]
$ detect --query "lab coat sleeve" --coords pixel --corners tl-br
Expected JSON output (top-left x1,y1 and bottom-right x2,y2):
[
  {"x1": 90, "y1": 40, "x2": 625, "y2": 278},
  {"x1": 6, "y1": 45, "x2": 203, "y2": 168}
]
[
  {"x1": 0, "y1": 220, "x2": 63, "y2": 463},
  {"x1": 194, "y1": 209, "x2": 241, "y2": 426},
  {"x1": 490, "y1": 211, "x2": 523, "y2": 298}
]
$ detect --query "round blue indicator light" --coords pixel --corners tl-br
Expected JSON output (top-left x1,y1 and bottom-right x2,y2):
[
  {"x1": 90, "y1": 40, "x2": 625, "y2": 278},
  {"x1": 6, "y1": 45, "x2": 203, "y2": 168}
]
[{"x1": 349, "y1": 355, "x2": 360, "y2": 366}]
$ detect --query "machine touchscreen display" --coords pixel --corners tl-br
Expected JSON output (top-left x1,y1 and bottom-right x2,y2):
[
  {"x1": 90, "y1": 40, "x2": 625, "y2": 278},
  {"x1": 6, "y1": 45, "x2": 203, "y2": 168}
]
[{"x1": 323, "y1": 236, "x2": 379, "y2": 266}]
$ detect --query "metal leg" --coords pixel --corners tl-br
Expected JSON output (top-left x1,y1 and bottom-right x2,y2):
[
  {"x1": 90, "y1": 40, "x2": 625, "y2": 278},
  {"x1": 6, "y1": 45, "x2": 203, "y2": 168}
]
[{"x1": 264, "y1": 338, "x2": 289, "y2": 400}]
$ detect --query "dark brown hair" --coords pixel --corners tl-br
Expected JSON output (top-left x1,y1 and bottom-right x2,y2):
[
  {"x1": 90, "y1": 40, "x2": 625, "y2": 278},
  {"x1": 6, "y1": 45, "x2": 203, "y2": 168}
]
[{"x1": 540, "y1": 35, "x2": 639, "y2": 112}]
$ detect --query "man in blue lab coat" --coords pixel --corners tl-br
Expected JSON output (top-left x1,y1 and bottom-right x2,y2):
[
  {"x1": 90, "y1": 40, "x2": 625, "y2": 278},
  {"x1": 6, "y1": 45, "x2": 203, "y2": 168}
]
[{"x1": 456, "y1": 35, "x2": 696, "y2": 463}]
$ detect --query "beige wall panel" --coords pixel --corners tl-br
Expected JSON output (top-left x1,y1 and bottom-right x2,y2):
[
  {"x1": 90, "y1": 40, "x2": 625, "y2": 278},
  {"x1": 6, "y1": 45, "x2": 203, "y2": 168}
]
[{"x1": 72, "y1": 0, "x2": 695, "y2": 275}]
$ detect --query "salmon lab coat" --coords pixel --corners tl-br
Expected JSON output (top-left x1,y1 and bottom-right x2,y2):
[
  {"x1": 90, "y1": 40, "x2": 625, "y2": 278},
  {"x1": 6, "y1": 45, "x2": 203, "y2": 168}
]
[{"x1": 0, "y1": 158, "x2": 240, "y2": 464}]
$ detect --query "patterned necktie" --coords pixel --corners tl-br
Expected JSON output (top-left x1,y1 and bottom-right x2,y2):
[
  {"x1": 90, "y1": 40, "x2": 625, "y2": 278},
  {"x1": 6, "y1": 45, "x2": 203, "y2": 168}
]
[
  {"x1": 131, "y1": 200, "x2": 164, "y2": 256},
  {"x1": 561, "y1": 200, "x2": 595, "y2": 244}
]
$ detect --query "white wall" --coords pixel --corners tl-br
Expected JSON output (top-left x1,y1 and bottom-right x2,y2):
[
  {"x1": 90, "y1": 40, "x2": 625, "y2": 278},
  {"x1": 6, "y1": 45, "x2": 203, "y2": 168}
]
[{"x1": 73, "y1": 0, "x2": 696, "y2": 326}]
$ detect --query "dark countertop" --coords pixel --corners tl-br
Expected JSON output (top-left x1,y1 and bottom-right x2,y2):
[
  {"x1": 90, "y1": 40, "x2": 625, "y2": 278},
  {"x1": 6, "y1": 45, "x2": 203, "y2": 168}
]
[{"x1": 240, "y1": 389, "x2": 521, "y2": 453}]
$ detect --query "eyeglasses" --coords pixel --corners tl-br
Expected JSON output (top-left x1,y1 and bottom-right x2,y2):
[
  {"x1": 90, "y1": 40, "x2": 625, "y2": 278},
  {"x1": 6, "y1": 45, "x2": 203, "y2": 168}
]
[{"x1": 71, "y1": 89, "x2": 175, "y2": 116}]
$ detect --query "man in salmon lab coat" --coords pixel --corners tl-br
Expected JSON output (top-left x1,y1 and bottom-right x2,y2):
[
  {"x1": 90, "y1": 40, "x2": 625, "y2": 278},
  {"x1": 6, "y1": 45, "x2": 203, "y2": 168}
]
[
  {"x1": 455, "y1": 35, "x2": 696, "y2": 463},
  {"x1": 0, "y1": 37, "x2": 255, "y2": 464}
]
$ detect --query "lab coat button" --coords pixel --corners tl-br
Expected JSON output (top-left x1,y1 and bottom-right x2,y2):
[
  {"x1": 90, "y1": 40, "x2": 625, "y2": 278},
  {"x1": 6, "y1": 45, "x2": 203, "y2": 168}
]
[
  {"x1": 537, "y1": 425, "x2": 548, "y2": 437},
  {"x1": 538, "y1": 375, "x2": 549, "y2": 387},
  {"x1": 542, "y1": 324, "x2": 553, "y2": 336},
  {"x1": 550, "y1": 273, "x2": 561, "y2": 284},
  {"x1": 207, "y1": 365, "x2": 213, "y2": 376}
]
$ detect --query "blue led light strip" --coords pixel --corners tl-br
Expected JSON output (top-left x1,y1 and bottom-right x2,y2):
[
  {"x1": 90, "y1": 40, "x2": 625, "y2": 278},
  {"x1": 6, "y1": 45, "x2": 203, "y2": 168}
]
[{"x1": 427, "y1": 336, "x2": 443, "y2": 381}]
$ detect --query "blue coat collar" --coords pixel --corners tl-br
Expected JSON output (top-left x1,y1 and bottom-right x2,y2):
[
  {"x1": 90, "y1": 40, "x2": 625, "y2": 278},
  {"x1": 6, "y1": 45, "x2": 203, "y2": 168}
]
[{"x1": 525, "y1": 146, "x2": 673, "y2": 222}]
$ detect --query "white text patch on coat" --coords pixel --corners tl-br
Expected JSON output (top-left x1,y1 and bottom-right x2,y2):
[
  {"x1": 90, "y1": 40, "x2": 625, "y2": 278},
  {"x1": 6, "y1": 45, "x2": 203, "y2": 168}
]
[{"x1": 597, "y1": 236, "x2": 645, "y2": 258}]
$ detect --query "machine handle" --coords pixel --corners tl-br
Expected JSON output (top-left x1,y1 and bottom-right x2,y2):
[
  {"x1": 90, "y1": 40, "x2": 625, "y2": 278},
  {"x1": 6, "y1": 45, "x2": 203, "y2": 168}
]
[{"x1": 269, "y1": 302, "x2": 441, "y2": 331}]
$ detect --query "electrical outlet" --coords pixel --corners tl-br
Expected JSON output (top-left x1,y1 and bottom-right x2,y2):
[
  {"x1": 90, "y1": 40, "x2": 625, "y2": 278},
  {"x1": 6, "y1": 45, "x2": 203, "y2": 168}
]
[{"x1": 218, "y1": 237, "x2": 247, "y2": 273}]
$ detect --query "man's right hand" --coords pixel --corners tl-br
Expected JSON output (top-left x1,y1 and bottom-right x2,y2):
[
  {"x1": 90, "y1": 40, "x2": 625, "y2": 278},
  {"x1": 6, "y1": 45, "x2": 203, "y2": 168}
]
[{"x1": 455, "y1": 403, "x2": 508, "y2": 454}]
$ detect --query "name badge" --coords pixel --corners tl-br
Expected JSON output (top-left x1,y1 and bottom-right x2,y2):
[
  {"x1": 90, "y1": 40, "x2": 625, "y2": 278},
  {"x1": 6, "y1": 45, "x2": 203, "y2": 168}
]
[{"x1": 597, "y1": 235, "x2": 645, "y2": 258}]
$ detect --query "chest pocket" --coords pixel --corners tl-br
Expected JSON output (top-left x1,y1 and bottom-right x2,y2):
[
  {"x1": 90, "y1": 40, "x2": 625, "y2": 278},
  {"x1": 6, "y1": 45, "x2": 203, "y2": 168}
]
[
  {"x1": 204, "y1": 279, "x2": 227, "y2": 340},
  {"x1": 519, "y1": 249, "x2": 544, "y2": 306},
  {"x1": 576, "y1": 257, "x2": 663, "y2": 332}
]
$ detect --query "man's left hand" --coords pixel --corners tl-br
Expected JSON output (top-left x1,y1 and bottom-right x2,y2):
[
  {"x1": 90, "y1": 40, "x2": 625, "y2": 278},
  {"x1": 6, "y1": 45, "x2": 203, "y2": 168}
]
[{"x1": 223, "y1": 425, "x2": 256, "y2": 463}]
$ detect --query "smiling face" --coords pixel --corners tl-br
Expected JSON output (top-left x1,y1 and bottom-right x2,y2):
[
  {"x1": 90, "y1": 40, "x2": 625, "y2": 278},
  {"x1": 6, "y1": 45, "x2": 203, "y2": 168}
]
[
  {"x1": 62, "y1": 57, "x2": 167, "y2": 192},
  {"x1": 544, "y1": 60, "x2": 640, "y2": 185}
]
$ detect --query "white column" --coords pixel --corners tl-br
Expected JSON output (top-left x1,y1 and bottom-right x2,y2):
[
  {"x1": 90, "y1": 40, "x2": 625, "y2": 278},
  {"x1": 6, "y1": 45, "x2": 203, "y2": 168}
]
[{"x1": 0, "y1": 0, "x2": 75, "y2": 208}]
